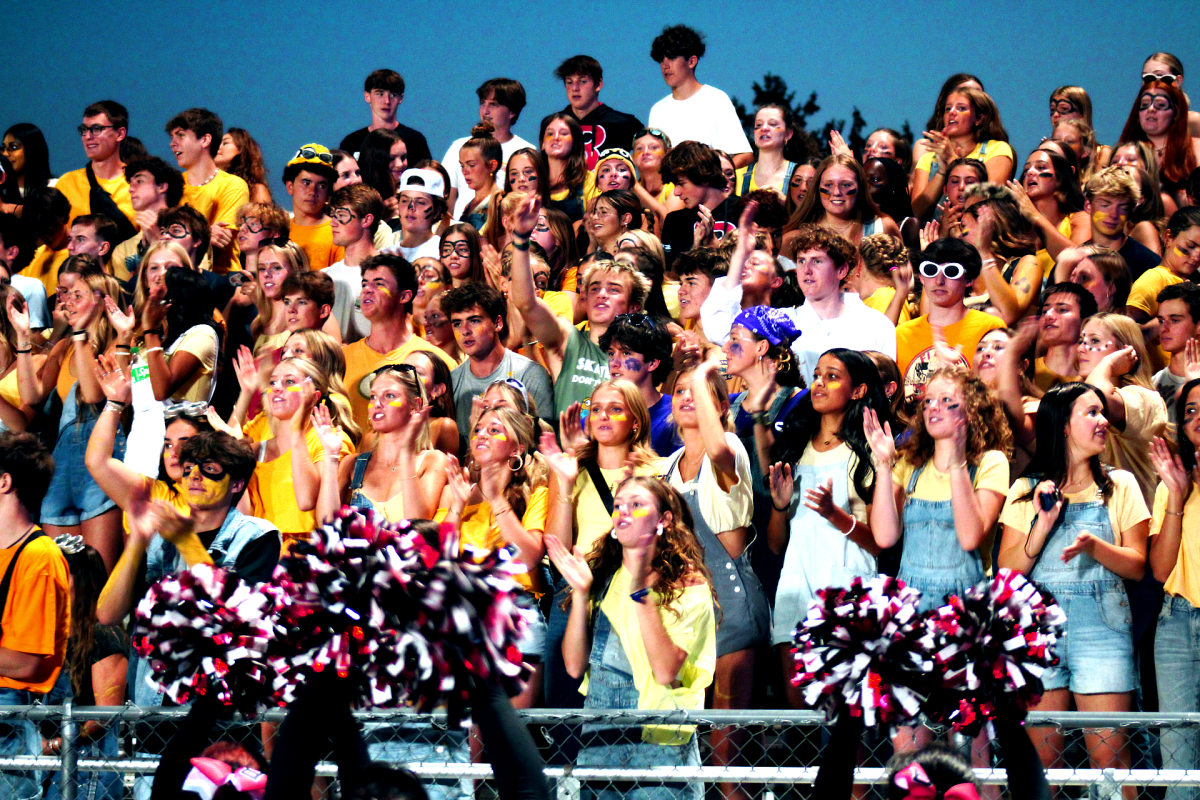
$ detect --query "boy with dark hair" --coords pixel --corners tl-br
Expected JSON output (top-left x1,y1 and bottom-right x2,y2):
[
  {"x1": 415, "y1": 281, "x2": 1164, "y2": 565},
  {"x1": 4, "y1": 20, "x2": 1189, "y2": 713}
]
[
  {"x1": 554, "y1": 55, "x2": 643, "y2": 171},
  {"x1": 0, "y1": 431, "x2": 70, "y2": 800},
  {"x1": 676, "y1": 246, "x2": 726, "y2": 336},
  {"x1": 896, "y1": 237, "x2": 1006, "y2": 399},
  {"x1": 342, "y1": 253, "x2": 456, "y2": 432},
  {"x1": 281, "y1": 271, "x2": 336, "y2": 334},
  {"x1": 443, "y1": 282, "x2": 553, "y2": 444},
  {"x1": 442, "y1": 78, "x2": 534, "y2": 220},
  {"x1": 339, "y1": 69, "x2": 432, "y2": 165},
  {"x1": 647, "y1": 25, "x2": 751, "y2": 169},
  {"x1": 1035, "y1": 281, "x2": 1098, "y2": 391},
  {"x1": 66, "y1": 213, "x2": 119, "y2": 270},
  {"x1": 112, "y1": 156, "x2": 185, "y2": 279},
  {"x1": 56, "y1": 100, "x2": 138, "y2": 240},
  {"x1": 283, "y1": 144, "x2": 344, "y2": 270},
  {"x1": 1153, "y1": 281, "x2": 1200, "y2": 418},
  {"x1": 157, "y1": 205, "x2": 211, "y2": 268},
  {"x1": 598, "y1": 313, "x2": 679, "y2": 455},
  {"x1": 388, "y1": 168, "x2": 446, "y2": 261},
  {"x1": 659, "y1": 141, "x2": 737, "y2": 266},
  {"x1": 166, "y1": 108, "x2": 249, "y2": 272},
  {"x1": 0, "y1": 213, "x2": 50, "y2": 330},
  {"x1": 18, "y1": 186, "x2": 72, "y2": 294},
  {"x1": 326, "y1": 183, "x2": 385, "y2": 343}
]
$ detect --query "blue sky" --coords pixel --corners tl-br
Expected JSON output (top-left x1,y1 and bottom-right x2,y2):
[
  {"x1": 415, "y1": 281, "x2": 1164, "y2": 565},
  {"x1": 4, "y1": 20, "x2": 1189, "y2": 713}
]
[{"x1": 5, "y1": 1, "x2": 1198, "y2": 209}]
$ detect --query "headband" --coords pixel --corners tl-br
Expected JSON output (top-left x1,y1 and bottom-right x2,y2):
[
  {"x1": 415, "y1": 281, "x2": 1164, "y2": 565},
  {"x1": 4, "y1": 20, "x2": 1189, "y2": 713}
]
[
  {"x1": 182, "y1": 757, "x2": 267, "y2": 800},
  {"x1": 892, "y1": 762, "x2": 981, "y2": 800},
  {"x1": 732, "y1": 305, "x2": 800, "y2": 346}
]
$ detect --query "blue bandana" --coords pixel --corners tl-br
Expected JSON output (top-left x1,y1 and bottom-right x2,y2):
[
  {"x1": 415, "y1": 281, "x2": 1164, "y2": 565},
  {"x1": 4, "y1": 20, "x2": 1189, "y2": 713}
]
[{"x1": 732, "y1": 306, "x2": 800, "y2": 346}]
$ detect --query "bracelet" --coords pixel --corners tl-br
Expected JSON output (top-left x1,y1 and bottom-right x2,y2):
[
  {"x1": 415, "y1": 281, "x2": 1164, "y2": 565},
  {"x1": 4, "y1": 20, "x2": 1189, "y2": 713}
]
[
  {"x1": 493, "y1": 505, "x2": 514, "y2": 517},
  {"x1": 511, "y1": 238, "x2": 530, "y2": 252},
  {"x1": 13, "y1": 347, "x2": 30, "y2": 355},
  {"x1": 1166, "y1": 509, "x2": 1186, "y2": 517},
  {"x1": 115, "y1": 344, "x2": 131, "y2": 352},
  {"x1": 946, "y1": 460, "x2": 968, "y2": 471},
  {"x1": 981, "y1": 257, "x2": 998, "y2": 268},
  {"x1": 772, "y1": 502, "x2": 789, "y2": 512},
  {"x1": 872, "y1": 457, "x2": 895, "y2": 470},
  {"x1": 630, "y1": 587, "x2": 651, "y2": 604},
  {"x1": 71, "y1": 330, "x2": 88, "y2": 341},
  {"x1": 144, "y1": 346, "x2": 163, "y2": 355},
  {"x1": 143, "y1": 328, "x2": 164, "y2": 338},
  {"x1": 104, "y1": 401, "x2": 126, "y2": 414},
  {"x1": 842, "y1": 517, "x2": 858, "y2": 537},
  {"x1": 511, "y1": 232, "x2": 530, "y2": 244}
]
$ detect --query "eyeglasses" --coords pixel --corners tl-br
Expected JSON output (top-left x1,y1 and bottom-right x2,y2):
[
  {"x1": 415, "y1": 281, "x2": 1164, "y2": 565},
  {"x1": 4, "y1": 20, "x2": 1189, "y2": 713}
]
[
  {"x1": 633, "y1": 128, "x2": 671, "y2": 147},
  {"x1": 165, "y1": 401, "x2": 209, "y2": 421},
  {"x1": 229, "y1": 272, "x2": 255, "y2": 287},
  {"x1": 1143, "y1": 73, "x2": 1178, "y2": 85},
  {"x1": 77, "y1": 124, "x2": 115, "y2": 137},
  {"x1": 330, "y1": 208, "x2": 359, "y2": 224},
  {"x1": 261, "y1": 235, "x2": 289, "y2": 248},
  {"x1": 439, "y1": 241, "x2": 471, "y2": 257},
  {"x1": 917, "y1": 261, "x2": 967, "y2": 280},
  {"x1": 1049, "y1": 100, "x2": 1080, "y2": 116},
  {"x1": 237, "y1": 217, "x2": 264, "y2": 233},
  {"x1": 163, "y1": 224, "x2": 191, "y2": 240},
  {"x1": 2, "y1": 142, "x2": 21, "y2": 153},
  {"x1": 294, "y1": 146, "x2": 333, "y2": 165}
]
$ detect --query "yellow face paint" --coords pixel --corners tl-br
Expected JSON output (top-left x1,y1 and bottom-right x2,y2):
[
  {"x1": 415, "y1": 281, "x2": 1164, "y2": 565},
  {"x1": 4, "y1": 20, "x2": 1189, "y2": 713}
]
[
  {"x1": 286, "y1": 385, "x2": 304, "y2": 393},
  {"x1": 184, "y1": 466, "x2": 232, "y2": 507},
  {"x1": 492, "y1": 433, "x2": 508, "y2": 441},
  {"x1": 425, "y1": 281, "x2": 440, "y2": 289},
  {"x1": 388, "y1": 400, "x2": 405, "y2": 407},
  {"x1": 632, "y1": 507, "x2": 650, "y2": 518},
  {"x1": 609, "y1": 413, "x2": 627, "y2": 422},
  {"x1": 1176, "y1": 247, "x2": 1186, "y2": 258},
  {"x1": 826, "y1": 381, "x2": 842, "y2": 390},
  {"x1": 612, "y1": 511, "x2": 621, "y2": 524},
  {"x1": 1092, "y1": 211, "x2": 1126, "y2": 235},
  {"x1": 378, "y1": 286, "x2": 393, "y2": 297}
]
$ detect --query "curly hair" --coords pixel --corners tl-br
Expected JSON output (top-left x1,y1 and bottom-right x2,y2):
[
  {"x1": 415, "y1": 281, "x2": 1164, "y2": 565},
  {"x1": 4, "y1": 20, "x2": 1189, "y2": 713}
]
[
  {"x1": 859, "y1": 233, "x2": 909, "y2": 280},
  {"x1": 782, "y1": 222, "x2": 858, "y2": 269},
  {"x1": 468, "y1": 408, "x2": 548, "y2": 522},
  {"x1": 899, "y1": 367, "x2": 1013, "y2": 469},
  {"x1": 584, "y1": 476, "x2": 713, "y2": 618},
  {"x1": 650, "y1": 25, "x2": 706, "y2": 63}
]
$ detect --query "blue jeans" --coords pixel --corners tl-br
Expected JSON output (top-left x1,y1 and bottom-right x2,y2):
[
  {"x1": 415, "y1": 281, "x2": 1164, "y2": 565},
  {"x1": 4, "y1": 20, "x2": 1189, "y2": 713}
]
[
  {"x1": 365, "y1": 723, "x2": 470, "y2": 800},
  {"x1": 1157, "y1": 595, "x2": 1200, "y2": 800},
  {"x1": 42, "y1": 668, "x2": 123, "y2": 800},
  {"x1": 0, "y1": 687, "x2": 39, "y2": 800}
]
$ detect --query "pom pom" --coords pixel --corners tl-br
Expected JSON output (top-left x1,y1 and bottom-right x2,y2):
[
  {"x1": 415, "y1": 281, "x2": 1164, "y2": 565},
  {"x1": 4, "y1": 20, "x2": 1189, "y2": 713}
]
[
  {"x1": 791, "y1": 576, "x2": 933, "y2": 727},
  {"x1": 133, "y1": 564, "x2": 280, "y2": 714},
  {"x1": 920, "y1": 569, "x2": 1065, "y2": 735}
]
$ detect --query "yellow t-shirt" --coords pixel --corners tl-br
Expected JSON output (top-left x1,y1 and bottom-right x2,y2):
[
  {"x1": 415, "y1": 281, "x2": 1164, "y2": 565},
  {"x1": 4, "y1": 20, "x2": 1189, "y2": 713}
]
[
  {"x1": 1034, "y1": 357, "x2": 1078, "y2": 393},
  {"x1": 183, "y1": 170, "x2": 250, "y2": 273},
  {"x1": 1151, "y1": 482, "x2": 1200, "y2": 606},
  {"x1": 246, "y1": 427, "x2": 352, "y2": 541},
  {"x1": 1036, "y1": 216, "x2": 1074, "y2": 279},
  {"x1": 1127, "y1": 265, "x2": 1184, "y2": 317},
  {"x1": 290, "y1": 219, "x2": 344, "y2": 271},
  {"x1": 435, "y1": 486, "x2": 549, "y2": 591},
  {"x1": 0, "y1": 532, "x2": 69, "y2": 693},
  {"x1": 894, "y1": 450, "x2": 1010, "y2": 573},
  {"x1": 915, "y1": 140, "x2": 1015, "y2": 175},
  {"x1": 122, "y1": 479, "x2": 191, "y2": 536},
  {"x1": 861, "y1": 286, "x2": 913, "y2": 325},
  {"x1": 1000, "y1": 471, "x2": 1150, "y2": 550},
  {"x1": 242, "y1": 412, "x2": 271, "y2": 444},
  {"x1": 560, "y1": 266, "x2": 579, "y2": 294},
  {"x1": 1103, "y1": 384, "x2": 1167, "y2": 504},
  {"x1": 543, "y1": 290, "x2": 574, "y2": 322},
  {"x1": 342, "y1": 337, "x2": 457, "y2": 434},
  {"x1": 580, "y1": 565, "x2": 715, "y2": 745},
  {"x1": 895, "y1": 311, "x2": 1006, "y2": 399},
  {"x1": 21, "y1": 246, "x2": 70, "y2": 296},
  {"x1": 572, "y1": 460, "x2": 664, "y2": 559},
  {"x1": 55, "y1": 167, "x2": 137, "y2": 229},
  {"x1": 169, "y1": 326, "x2": 219, "y2": 403}
]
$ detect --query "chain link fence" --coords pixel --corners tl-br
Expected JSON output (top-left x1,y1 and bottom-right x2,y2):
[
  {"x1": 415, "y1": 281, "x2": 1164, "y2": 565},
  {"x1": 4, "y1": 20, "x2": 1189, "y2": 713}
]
[{"x1": 6, "y1": 705, "x2": 1200, "y2": 799}]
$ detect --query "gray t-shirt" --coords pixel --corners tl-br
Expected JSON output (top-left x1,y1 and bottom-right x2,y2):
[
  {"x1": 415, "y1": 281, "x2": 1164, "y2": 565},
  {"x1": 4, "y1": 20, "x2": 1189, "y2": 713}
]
[
  {"x1": 451, "y1": 349, "x2": 554, "y2": 445},
  {"x1": 1155, "y1": 367, "x2": 1189, "y2": 424}
]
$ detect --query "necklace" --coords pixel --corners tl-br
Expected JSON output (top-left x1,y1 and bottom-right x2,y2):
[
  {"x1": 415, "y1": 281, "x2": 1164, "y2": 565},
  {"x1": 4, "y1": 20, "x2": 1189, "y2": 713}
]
[
  {"x1": 819, "y1": 431, "x2": 841, "y2": 447},
  {"x1": 826, "y1": 219, "x2": 859, "y2": 237},
  {"x1": 1, "y1": 524, "x2": 35, "y2": 550},
  {"x1": 193, "y1": 169, "x2": 220, "y2": 188}
]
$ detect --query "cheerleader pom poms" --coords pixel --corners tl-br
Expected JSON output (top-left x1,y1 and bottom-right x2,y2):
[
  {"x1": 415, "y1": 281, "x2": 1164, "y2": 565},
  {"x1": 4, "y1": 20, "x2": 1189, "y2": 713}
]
[
  {"x1": 133, "y1": 563, "x2": 279, "y2": 714},
  {"x1": 792, "y1": 576, "x2": 933, "y2": 727},
  {"x1": 922, "y1": 568, "x2": 1066, "y2": 735}
]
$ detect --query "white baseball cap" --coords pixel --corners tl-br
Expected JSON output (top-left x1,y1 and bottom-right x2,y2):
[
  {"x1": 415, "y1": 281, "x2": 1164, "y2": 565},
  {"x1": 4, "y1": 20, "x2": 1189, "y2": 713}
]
[{"x1": 398, "y1": 168, "x2": 445, "y2": 199}]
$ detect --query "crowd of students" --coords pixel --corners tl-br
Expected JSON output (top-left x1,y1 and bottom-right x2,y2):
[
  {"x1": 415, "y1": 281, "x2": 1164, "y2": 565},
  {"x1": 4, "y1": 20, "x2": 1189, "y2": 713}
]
[{"x1": 1, "y1": 21, "x2": 1199, "y2": 800}]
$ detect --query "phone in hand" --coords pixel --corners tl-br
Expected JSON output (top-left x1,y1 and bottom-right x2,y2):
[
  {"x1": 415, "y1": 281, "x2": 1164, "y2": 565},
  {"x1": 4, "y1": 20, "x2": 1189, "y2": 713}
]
[{"x1": 1039, "y1": 487, "x2": 1062, "y2": 512}]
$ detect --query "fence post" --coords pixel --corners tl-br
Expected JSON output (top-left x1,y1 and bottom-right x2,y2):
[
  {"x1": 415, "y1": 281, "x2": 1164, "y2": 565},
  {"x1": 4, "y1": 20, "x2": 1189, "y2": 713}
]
[{"x1": 60, "y1": 699, "x2": 77, "y2": 800}]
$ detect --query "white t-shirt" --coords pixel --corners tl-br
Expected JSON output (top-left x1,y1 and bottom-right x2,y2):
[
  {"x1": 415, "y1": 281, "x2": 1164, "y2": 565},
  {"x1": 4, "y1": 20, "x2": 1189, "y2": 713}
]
[
  {"x1": 384, "y1": 235, "x2": 441, "y2": 263},
  {"x1": 792, "y1": 293, "x2": 897, "y2": 382},
  {"x1": 442, "y1": 134, "x2": 533, "y2": 221},
  {"x1": 323, "y1": 260, "x2": 370, "y2": 343},
  {"x1": 647, "y1": 85, "x2": 752, "y2": 155},
  {"x1": 10, "y1": 274, "x2": 50, "y2": 329}
]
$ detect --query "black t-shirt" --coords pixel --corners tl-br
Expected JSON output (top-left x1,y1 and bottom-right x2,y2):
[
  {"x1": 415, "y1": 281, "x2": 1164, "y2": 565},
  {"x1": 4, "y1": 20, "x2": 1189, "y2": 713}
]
[
  {"x1": 660, "y1": 197, "x2": 741, "y2": 269},
  {"x1": 1117, "y1": 236, "x2": 1162, "y2": 281},
  {"x1": 339, "y1": 123, "x2": 432, "y2": 166},
  {"x1": 567, "y1": 104, "x2": 644, "y2": 171}
]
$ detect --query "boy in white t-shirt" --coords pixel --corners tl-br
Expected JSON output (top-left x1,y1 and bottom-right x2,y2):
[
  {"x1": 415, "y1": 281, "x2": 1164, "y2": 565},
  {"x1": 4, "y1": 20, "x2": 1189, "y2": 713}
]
[{"x1": 442, "y1": 78, "x2": 532, "y2": 220}]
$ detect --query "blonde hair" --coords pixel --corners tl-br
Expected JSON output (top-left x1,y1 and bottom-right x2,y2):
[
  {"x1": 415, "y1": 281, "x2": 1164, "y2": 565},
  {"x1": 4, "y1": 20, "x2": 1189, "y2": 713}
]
[
  {"x1": 269, "y1": 357, "x2": 361, "y2": 445},
  {"x1": 1085, "y1": 312, "x2": 1156, "y2": 390},
  {"x1": 469, "y1": 407, "x2": 548, "y2": 521},
  {"x1": 1084, "y1": 166, "x2": 1142, "y2": 204},
  {"x1": 79, "y1": 272, "x2": 126, "y2": 356},
  {"x1": 255, "y1": 241, "x2": 310, "y2": 332},
  {"x1": 859, "y1": 233, "x2": 908, "y2": 280},
  {"x1": 619, "y1": 228, "x2": 667, "y2": 273},
  {"x1": 666, "y1": 363, "x2": 732, "y2": 431},
  {"x1": 578, "y1": 257, "x2": 651, "y2": 312},
  {"x1": 574, "y1": 379, "x2": 658, "y2": 467},
  {"x1": 367, "y1": 366, "x2": 432, "y2": 452},
  {"x1": 134, "y1": 240, "x2": 192, "y2": 323}
]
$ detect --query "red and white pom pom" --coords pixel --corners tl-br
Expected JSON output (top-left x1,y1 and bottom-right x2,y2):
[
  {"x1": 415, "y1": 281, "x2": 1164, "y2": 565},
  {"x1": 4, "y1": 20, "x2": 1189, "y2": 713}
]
[
  {"x1": 791, "y1": 576, "x2": 933, "y2": 727},
  {"x1": 921, "y1": 568, "x2": 1066, "y2": 735},
  {"x1": 133, "y1": 564, "x2": 279, "y2": 713}
]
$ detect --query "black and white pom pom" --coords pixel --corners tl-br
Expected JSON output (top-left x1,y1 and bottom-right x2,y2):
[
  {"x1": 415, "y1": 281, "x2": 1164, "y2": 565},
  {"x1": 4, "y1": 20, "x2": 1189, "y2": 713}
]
[
  {"x1": 133, "y1": 564, "x2": 279, "y2": 714},
  {"x1": 921, "y1": 569, "x2": 1066, "y2": 735},
  {"x1": 791, "y1": 576, "x2": 933, "y2": 727}
]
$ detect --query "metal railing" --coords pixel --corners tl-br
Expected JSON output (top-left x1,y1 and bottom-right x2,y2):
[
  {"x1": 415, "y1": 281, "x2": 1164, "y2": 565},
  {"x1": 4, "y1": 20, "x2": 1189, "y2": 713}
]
[{"x1": 5, "y1": 705, "x2": 1200, "y2": 798}]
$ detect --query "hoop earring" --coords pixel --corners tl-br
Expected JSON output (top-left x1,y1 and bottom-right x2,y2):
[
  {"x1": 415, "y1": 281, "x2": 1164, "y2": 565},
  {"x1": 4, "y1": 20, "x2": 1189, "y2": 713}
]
[
  {"x1": 510, "y1": 453, "x2": 526, "y2": 472},
  {"x1": 656, "y1": 522, "x2": 664, "y2": 537},
  {"x1": 610, "y1": 528, "x2": 618, "y2": 539}
]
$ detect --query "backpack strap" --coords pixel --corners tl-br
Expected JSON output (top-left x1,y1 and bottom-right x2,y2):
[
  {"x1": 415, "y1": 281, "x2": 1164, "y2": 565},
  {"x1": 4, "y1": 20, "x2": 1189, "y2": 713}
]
[
  {"x1": 84, "y1": 163, "x2": 138, "y2": 244},
  {"x1": 0, "y1": 528, "x2": 46, "y2": 638},
  {"x1": 584, "y1": 459, "x2": 615, "y2": 516}
]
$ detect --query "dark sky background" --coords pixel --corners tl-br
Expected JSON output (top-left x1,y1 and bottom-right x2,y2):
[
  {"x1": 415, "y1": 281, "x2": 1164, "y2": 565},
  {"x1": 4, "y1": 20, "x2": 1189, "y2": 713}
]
[{"x1": 6, "y1": 0, "x2": 1197, "y2": 209}]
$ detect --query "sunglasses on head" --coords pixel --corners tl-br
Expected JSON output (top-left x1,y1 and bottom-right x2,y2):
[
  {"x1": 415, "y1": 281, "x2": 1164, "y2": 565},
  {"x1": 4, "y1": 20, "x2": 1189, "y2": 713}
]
[
  {"x1": 371, "y1": 363, "x2": 418, "y2": 379},
  {"x1": 918, "y1": 261, "x2": 967, "y2": 280},
  {"x1": 501, "y1": 377, "x2": 530, "y2": 406},
  {"x1": 1143, "y1": 73, "x2": 1178, "y2": 84},
  {"x1": 633, "y1": 128, "x2": 671, "y2": 147},
  {"x1": 294, "y1": 146, "x2": 333, "y2": 164},
  {"x1": 165, "y1": 401, "x2": 209, "y2": 422}
]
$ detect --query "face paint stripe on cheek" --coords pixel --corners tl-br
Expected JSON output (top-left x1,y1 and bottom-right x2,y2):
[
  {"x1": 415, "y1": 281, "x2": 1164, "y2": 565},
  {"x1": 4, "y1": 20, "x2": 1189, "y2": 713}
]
[
  {"x1": 632, "y1": 507, "x2": 650, "y2": 518},
  {"x1": 609, "y1": 413, "x2": 627, "y2": 421}
]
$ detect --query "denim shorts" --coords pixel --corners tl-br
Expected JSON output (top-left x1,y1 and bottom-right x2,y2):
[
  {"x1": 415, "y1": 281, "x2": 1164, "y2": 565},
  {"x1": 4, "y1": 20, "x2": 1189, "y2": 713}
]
[
  {"x1": 40, "y1": 415, "x2": 125, "y2": 526},
  {"x1": 517, "y1": 601, "x2": 547, "y2": 660},
  {"x1": 1041, "y1": 583, "x2": 1136, "y2": 694}
]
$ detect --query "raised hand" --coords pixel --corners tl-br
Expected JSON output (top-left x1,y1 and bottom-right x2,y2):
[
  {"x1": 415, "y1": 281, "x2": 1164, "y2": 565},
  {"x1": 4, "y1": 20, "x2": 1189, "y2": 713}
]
[
  {"x1": 545, "y1": 534, "x2": 593, "y2": 596},
  {"x1": 397, "y1": 402, "x2": 431, "y2": 449},
  {"x1": 310, "y1": 403, "x2": 343, "y2": 458},
  {"x1": 829, "y1": 130, "x2": 851, "y2": 158},
  {"x1": 1184, "y1": 339, "x2": 1200, "y2": 382},
  {"x1": 141, "y1": 283, "x2": 168, "y2": 330},
  {"x1": 803, "y1": 477, "x2": 839, "y2": 521},
  {"x1": 540, "y1": 431, "x2": 580, "y2": 489},
  {"x1": 1099, "y1": 345, "x2": 1138, "y2": 379},
  {"x1": 232, "y1": 345, "x2": 259, "y2": 395},
  {"x1": 93, "y1": 353, "x2": 132, "y2": 403},
  {"x1": 481, "y1": 242, "x2": 505, "y2": 291},
  {"x1": 512, "y1": 193, "x2": 541, "y2": 236},
  {"x1": 104, "y1": 296, "x2": 136, "y2": 340},
  {"x1": 736, "y1": 199, "x2": 759, "y2": 243},
  {"x1": 205, "y1": 406, "x2": 241, "y2": 439},
  {"x1": 768, "y1": 462, "x2": 794, "y2": 511},
  {"x1": 444, "y1": 455, "x2": 473, "y2": 515},
  {"x1": 5, "y1": 292, "x2": 30, "y2": 340},
  {"x1": 1004, "y1": 179, "x2": 1039, "y2": 221},
  {"x1": 1150, "y1": 437, "x2": 1191, "y2": 500},
  {"x1": 693, "y1": 204, "x2": 715, "y2": 249},
  {"x1": 558, "y1": 402, "x2": 588, "y2": 456},
  {"x1": 890, "y1": 259, "x2": 914, "y2": 295},
  {"x1": 930, "y1": 323, "x2": 965, "y2": 369},
  {"x1": 862, "y1": 407, "x2": 896, "y2": 467},
  {"x1": 919, "y1": 219, "x2": 940, "y2": 250}
]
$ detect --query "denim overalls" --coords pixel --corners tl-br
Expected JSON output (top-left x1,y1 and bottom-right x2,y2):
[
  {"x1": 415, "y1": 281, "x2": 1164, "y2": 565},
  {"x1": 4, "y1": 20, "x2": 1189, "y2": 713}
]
[
  {"x1": 898, "y1": 463, "x2": 983, "y2": 614},
  {"x1": 577, "y1": 595, "x2": 700, "y2": 800},
  {"x1": 772, "y1": 446, "x2": 877, "y2": 644},
  {"x1": 1028, "y1": 486, "x2": 1134, "y2": 694}
]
